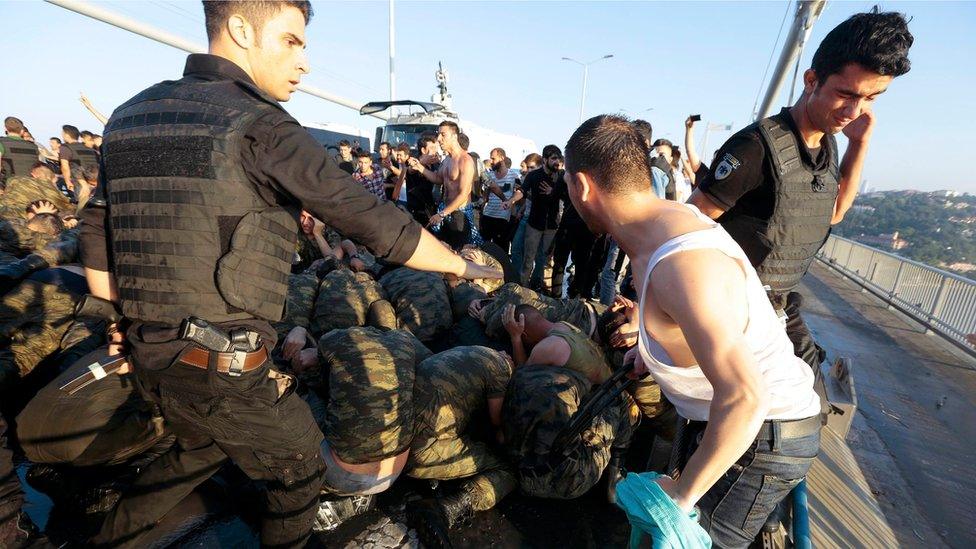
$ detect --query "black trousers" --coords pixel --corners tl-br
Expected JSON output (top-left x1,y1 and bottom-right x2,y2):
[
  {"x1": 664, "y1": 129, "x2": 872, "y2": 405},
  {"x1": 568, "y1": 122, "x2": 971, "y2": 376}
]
[
  {"x1": 479, "y1": 215, "x2": 511, "y2": 251},
  {"x1": 775, "y1": 292, "x2": 829, "y2": 415},
  {"x1": 0, "y1": 413, "x2": 24, "y2": 547},
  {"x1": 551, "y1": 222, "x2": 604, "y2": 299},
  {"x1": 439, "y1": 210, "x2": 471, "y2": 251},
  {"x1": 92, "y1": 324, "x2": 324, "y2": 549}
]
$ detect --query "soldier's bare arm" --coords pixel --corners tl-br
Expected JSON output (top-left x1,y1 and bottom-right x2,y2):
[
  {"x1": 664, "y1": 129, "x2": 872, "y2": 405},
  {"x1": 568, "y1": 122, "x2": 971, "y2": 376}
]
[
  {"x1": 649, "y1": 249, "x2": 770, "y2": 512},
  {"x1": 524, "y1": 336, "x2": 572, "y2": 369}
]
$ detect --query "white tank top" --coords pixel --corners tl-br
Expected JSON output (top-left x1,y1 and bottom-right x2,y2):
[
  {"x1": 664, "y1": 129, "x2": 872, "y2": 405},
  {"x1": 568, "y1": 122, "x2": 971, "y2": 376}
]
[{"x1": 637, "y1": 205, "x2": 820, "y2": 422}]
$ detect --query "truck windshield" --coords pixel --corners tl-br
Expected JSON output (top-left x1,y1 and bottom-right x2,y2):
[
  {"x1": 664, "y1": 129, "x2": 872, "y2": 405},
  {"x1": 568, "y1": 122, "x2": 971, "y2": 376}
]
[{"x1": 383, "y1": 124, "x2": 438, "y2": 149}]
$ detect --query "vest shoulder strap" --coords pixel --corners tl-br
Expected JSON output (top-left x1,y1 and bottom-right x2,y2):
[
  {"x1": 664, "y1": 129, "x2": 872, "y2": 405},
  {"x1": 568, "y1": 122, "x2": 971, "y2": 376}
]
[{"x1": 757, "y1": 116, "x2": 801, "y2": 178}]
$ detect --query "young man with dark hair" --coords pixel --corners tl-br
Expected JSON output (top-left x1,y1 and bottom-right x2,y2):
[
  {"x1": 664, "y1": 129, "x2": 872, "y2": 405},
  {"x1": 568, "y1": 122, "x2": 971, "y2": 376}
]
[
  {"x1": 480, "y1": 147, "x2": 522, "y2": 250},
  {"x1": 353, "y1": 150, "x2": 385, "y2": 199},
  {"x1": 401, "y1": 132, "x2": 440, "y2": 225},
  {"x1": 0, "y1": 116, "x2": 40, "y2": 183},
  {"x1": 59, "y1": 124, "x2": 97, "y2": 192},
  {"x1": 519, "y1": 145, "x2": 565, "y2": 291},
  {"x1": 564, "y1": 114, "x2": 821, "y2": 547},
  {"x1": 335, "y1": 139, "x2": 355, "y2": 174},
  {"x1": 689, "y1": 11, "x2": 913, "y2": 382},
  {"x1": 408, "y1": 120, "x2": 477, "y2": 250},
  {"x1": 81, "y1": 1, "x2": 499, "y2": 546}
]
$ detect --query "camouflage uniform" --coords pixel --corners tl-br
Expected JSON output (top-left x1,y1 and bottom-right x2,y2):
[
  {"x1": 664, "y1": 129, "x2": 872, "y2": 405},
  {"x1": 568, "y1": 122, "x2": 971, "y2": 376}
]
[
  {"x1": 379, "y1": 267, "x2": 452, "y2": 342},
  {"x1": 502, "y1": 365, "x2": 635, "y2": 499},
  {"x1": 311, "y1": 268, "x2": 388, "y2": 337},
  {"x1": 317, "y1": 327, "x2": 432, "y2": 464},
  {"x1": 0, "y1": 277, "x2": 81, "y2": 379},
  {"x1": 273, "y1": 271, "x2": 319, "y2": 341},
  {"x1": 603, "y1": 344, "x2": 672, "y2": 420},
  {"x1": 0, "y1": 218, "x2": 79, "y2": 266},
  {"x1": 408, "y1": 346, "x2": 516, "y2": 511},
  {"x1": 449, "y1": 281, "x2": 487, "y2": 321},
  {"x1": 481, "y1": 283, "x2": 605, "y2": 339},
  {"x1": 0, "y1": 176, "x2": 73, "y2": 221}
]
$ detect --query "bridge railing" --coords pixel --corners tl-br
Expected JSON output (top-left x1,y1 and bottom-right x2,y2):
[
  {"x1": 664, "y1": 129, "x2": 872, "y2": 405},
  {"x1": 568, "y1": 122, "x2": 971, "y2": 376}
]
[{"x1": 817, "y1": 235, "x2": 976, "y2": 355}]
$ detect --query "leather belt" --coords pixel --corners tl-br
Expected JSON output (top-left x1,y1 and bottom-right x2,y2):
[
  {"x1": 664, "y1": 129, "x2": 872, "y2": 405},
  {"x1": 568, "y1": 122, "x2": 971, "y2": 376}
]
[
  {"x1": 177, "y1": 345, "x2": 269, "y2": 374},
  {"x1": 756, "y1": 415, "x2": 821, "y2": 441}
]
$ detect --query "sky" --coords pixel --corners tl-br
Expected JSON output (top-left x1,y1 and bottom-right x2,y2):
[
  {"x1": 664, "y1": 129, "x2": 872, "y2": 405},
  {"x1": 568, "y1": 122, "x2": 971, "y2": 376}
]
[{"x1": 1, "y1": 0, "x2": 973, "y2": 192}]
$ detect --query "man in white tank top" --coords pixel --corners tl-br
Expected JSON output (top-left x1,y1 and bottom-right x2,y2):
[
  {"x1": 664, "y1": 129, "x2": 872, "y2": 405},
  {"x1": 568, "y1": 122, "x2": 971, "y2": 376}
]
[{"x1": 562, "y1": 114, "x2": 820, "y2": 548}]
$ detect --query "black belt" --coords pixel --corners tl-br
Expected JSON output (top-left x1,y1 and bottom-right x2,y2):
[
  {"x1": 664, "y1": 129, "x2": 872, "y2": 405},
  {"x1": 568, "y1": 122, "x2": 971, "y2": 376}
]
[
  {"x1": 689, "y1": 415, "x2": 821, "y2": 442},
  {"x1": 756, "y1": 415, "x2": 821, "y2": 441}
]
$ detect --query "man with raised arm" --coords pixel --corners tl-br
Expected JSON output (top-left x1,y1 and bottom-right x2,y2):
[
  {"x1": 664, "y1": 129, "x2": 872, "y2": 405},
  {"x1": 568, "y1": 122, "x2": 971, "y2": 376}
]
[
  {"x1": 563, "y1": 114, "x2": 821, "y2": 547},
  {"x1": 408, "y1": 120, "x2": 475, "y2": 250}
]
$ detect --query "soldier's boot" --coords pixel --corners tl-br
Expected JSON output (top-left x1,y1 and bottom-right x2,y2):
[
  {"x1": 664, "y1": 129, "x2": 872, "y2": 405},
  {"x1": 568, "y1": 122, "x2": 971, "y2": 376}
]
[
  {"x1": 603, "y1": 450, "x2": 626, "y2": 505},
  {"x1": 312, "y1": 494, "x2": 375, "y2": 532},
  {"x1": 0, "y1": 511, "x2": 54, "y2": 549},
  {"x1": 406, "y1": 490, "x2": 474, "y2": 549}
]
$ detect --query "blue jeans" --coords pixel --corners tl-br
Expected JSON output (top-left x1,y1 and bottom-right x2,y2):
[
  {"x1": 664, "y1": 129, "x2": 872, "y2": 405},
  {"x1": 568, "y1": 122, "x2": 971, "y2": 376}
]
[
  {"x1": 599, "y1": 240, "x2": 629, "y2": 305},
  {"x1": 687, "y1": 421, "x2": 820, "y2": 548},
  {"x1": 510, "y1": 216, "x2": 528, "y2": 272}
]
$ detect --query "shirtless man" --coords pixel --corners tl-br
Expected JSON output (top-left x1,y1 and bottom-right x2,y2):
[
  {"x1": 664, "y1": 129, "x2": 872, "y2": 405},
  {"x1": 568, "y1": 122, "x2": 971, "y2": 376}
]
[
  {"x1": 562, "y1": 114, "x2": 820, "y2": 548},
  {"x1": 409, "y1": 121, "x2": 474, "y2": 250}
]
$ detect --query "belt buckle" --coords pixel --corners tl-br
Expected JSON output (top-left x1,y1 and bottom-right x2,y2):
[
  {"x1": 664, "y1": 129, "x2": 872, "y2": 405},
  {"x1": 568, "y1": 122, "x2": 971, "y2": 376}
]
[{"x1": 228, "y1": 349, "x2": 247, "y2": 377}]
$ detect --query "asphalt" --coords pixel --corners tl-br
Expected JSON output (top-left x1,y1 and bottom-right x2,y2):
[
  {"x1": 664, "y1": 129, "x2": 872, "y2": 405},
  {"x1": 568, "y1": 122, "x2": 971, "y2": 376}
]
[{"x1": 799, "y1": 261, "x2": 976, "y2": 548}]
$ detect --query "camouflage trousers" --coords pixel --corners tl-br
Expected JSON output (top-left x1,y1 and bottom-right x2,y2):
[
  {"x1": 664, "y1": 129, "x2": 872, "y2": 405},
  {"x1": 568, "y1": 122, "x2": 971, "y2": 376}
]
[
  {"x1": 408, "y1": 426, "x2": 516, "y2": 512},
  {"x1": 407, "y1": 347, "x2": 516, "y2": 511}
]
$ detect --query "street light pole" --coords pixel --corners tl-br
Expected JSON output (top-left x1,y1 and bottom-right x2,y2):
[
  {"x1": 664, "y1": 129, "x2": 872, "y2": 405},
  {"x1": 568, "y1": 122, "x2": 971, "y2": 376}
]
[{"x1": 562, "y1": 54, "x2": 613, "y2": 124}]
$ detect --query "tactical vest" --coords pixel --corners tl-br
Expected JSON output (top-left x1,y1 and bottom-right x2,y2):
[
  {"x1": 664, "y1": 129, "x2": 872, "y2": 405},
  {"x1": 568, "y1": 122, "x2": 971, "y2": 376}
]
[
  {"x1": 650, "y1": 155, "x2": 676, "y2": 200},
  {"x1": 64, "y1": 142, "x2": 99, "y2": 173},
  {"x1": 720, "y1": 111, "x2": 839, "y2": 294},
  {"x1": 0, "y1": 136, "x2": 39, "y2": 181},
  {"x1": 101, "y1": 78, "x2": 298, "y2": 325}
]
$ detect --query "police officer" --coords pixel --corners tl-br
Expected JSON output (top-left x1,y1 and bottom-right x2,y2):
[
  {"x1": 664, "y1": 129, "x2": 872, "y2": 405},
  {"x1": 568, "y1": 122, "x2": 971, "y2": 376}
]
[
  {"x1": 79, "y1": 2, "x2": 498, "y2": 547},
  {"x1": 0, "y1": 117, "x2": 40, "y2": 183},
  {"x1": 689, "y1": 11, "x2": 913, "y2": 376}
]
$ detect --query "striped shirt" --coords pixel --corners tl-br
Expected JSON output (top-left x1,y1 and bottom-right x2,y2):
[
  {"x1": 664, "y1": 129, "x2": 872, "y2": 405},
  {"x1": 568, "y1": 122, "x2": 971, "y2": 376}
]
[{"x1": 482, "y1": 169, "x2": 520, "y2": 220}]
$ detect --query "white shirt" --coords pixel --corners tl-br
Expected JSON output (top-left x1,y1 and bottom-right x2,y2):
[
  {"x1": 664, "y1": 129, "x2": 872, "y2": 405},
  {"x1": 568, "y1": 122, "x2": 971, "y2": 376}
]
[
  {"x1": 637, "y1": 204, "x2": 821, "y2": 422},
  {"x1": 482, "y1": 169, "x2": 520, "y2": 220}
]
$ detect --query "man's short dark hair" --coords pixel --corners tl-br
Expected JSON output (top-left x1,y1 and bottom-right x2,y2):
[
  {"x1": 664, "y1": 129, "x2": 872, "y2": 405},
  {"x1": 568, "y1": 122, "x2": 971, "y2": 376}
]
[
  {"x1": 523, "y1": 153, "x2": 543, "y2": 167},
  {"x1": 62, "y1": 125, "x2": 80, "y2": 140},
  {"x1": 811, "y1": 11, "x2": 913, "y2": 83},
  {"x1": 565, "y1": 114, "x2": 652, "y2": 196},
  {"x1": 355, "y1": 150, "x2": 372, "y2": 159},
  {"x1": 417, "y1": 132, "x2": 437, "y2": 154},
  {"x1": 631, "y1": 119, "x2": 653, "y2": 145},
  {"x1": 203, "y1": 0, "x2": 313, "y2": 43},
  {"x1": 438, "y1": 121, "x2": 460, "y2": 136},
  {"x1": 80, "y1": 130, "x2": 94, "y2": 139},
  {"x1": 541, "y1": 144, "x2": 562, "y2": 160},
  {"x1": 338, "y1": 139, "x2": 351, "y2": 147},
  {"x1": 4, "y1": 117, "x2": 24, "y2": 134},
  {"x1": 49, "y1": 137, "x2": 61, "y2": 144},
  {"x1": 490, "y1": 147, "x2": 506, "y2": 158},
  {"x1": 396, "y1": 142, "x2": 411, "y2": 153},
  {"x1": 27, "y1": 213, "x2": 63, "y2": 236},
  {"x1": 514, "y1": 303, "x2": 544, "y2": 325},
  {"x1": 379, "y1": 141, "x2": 391, "y2": 149},
  {"x1": 652, "y1": 138, "x2": 673, "y2": 149},
  {"x1": 457, "y1": 133, "x2": 469, "y2": 150}
]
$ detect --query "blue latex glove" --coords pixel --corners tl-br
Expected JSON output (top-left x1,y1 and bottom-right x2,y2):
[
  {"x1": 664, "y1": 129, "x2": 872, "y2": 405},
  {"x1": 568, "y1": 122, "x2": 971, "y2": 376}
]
[{"x1": 615, "y1": 471, "x2": 712, "y2": 549}]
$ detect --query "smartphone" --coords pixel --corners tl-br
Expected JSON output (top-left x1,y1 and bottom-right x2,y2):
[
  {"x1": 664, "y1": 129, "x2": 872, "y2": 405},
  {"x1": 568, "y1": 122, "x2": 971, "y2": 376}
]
[{"x1": 690, "y1": 114, "x2": 702, "y2": 122}]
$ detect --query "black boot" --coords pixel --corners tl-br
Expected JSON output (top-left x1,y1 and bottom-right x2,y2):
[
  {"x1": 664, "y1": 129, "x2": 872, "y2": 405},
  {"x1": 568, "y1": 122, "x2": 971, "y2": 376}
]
[
  {"x1": 312, "y1": 494, "x2": 375, "y2": 532},
  {"x1": 603, "y1": 451, "x2": 626, "y2": 505},
  {"x1": 406, "y1": 490, "x2": 474, "y2": 549}
]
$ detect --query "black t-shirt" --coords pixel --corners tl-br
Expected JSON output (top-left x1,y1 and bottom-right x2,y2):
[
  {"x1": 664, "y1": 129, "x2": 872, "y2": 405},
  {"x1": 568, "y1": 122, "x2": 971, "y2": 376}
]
[
  {"x1": 522, "y1": 167, "x2": 565, "y2": 231},
  {"x1": 58, "y1": 143, "x2": 75, "y2": 165},
  {"x1": 405, "y1": 160, "x2": 438, "y2": 215},
  {"x1": 698, "y1": 108, "x2": 831, "y2": 221}
]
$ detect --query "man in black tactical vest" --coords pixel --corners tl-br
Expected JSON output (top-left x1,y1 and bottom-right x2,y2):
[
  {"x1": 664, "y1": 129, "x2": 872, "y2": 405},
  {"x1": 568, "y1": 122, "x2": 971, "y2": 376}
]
[
  {"x1": 58, "y1": 124, "x2": 98, "y2": 193},
  {"x1": 0, "y1": 117, "x2": 40, "y2": 183},
  {"x1": 689, "y1": 12, "x2": 913, "y2": 382},
  {"x1": 78, "y1": 2, "x2": 500, "y2": 547}
]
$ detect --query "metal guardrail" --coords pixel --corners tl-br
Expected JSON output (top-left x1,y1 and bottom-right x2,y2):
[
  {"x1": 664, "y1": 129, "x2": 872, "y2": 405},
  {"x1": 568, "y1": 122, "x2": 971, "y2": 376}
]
[{"x1": 817, "y1": 235, "x2": 976, "y2": 357}]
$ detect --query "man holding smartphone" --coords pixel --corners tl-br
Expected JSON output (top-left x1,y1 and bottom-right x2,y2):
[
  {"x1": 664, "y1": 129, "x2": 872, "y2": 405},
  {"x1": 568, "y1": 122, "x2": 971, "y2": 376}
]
[{"x1": 689, "y1": 11, "x2": 913, "y2": 380}]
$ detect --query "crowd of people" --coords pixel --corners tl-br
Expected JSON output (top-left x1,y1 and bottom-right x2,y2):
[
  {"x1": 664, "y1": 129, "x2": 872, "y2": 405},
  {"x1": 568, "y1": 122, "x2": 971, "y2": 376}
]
[{"x1": 0, "y1": 3, "x2": 913, "y2": 549}]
